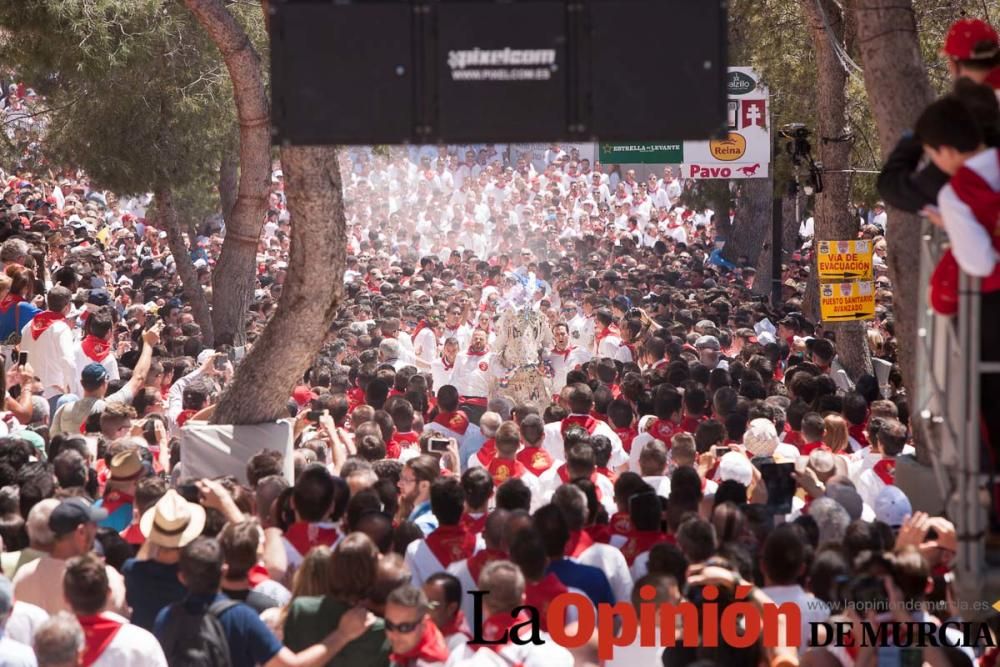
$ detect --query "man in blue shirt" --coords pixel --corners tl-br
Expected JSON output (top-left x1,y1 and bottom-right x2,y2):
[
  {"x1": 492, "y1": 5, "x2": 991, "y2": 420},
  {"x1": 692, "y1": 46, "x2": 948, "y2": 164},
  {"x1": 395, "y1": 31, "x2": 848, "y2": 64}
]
[
  {"x1": 399, "y1": 456, "x2": 439, "y2": 536},
  {"x1": 154, "y1": 536, "x2": 375, "y2": 667},
  {"x1": 534, "y1": 505, "x2": 615, "y2": 607}
]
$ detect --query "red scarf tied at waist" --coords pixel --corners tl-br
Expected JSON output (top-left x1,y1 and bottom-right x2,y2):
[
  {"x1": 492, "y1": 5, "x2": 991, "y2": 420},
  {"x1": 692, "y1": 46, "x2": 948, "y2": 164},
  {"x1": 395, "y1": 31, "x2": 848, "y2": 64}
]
[
  {"x1": 82, "y1": 334, "x2": 112, "y2": 362},
  {"x1": 78, "y1": 614, "x2": 124, "y2": 667},
  {"x1": 425, "y1": 524, "x2": 476, "y2": 568},
  {"x1": 29, "y1": 310, "x2": 65, "y2": 340}
]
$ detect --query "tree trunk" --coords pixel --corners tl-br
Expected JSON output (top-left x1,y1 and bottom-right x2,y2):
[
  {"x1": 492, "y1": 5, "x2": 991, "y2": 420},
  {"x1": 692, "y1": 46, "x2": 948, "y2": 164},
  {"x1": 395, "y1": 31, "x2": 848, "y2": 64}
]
[
  {"x1": 155, "y1": 187, "x2": 215, "y2": 343},
  {"x1": 213, "y1": 147, "x2": 346, "y2": 424},
  {"x1": 800, "y1": 0, "x2": 872, "y2": 380},
  {"x1": 782, "y1": 191, "x2": 802, "y2": 253},
  {"x1": 724, "y1": 178, "x2": 774, "y2": 275},
  {"x1": 219, "y1": 145, "x2": 239, "y2": 223},
  {"x1": 849, "y1": 0, "x2": 935, "y2": 460},
  {"x1": 183, "y1": 0, "x2": 270, "y2": 347}
]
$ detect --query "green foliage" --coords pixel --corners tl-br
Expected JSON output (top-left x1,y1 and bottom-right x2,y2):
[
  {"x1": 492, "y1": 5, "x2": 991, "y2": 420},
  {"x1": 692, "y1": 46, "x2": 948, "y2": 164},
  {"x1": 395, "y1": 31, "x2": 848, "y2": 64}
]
[{"x1": 0, "y1": 0, "x2": 265, "y2": 206}]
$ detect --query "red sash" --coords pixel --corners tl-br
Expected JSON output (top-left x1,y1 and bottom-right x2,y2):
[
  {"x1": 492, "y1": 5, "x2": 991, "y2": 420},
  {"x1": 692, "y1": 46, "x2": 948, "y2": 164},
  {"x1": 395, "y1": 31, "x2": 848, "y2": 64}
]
[
  {"x1": 29, "y1": 310, "x2": 65, "y2": 340},
  {"x1": 434, "y1": 410, "x2": 470, "y2": 436},
  {"x1": 101, "y1": 490, "x2": 133, "y2": 515},
  {"x1": 487, "y1": 457, "x2": 526, "y2": 486},
  {"x1": 848, "y1": 424, "x2": 870, "y2": 448},
  {"x1": 460, "y1": 512, "x2": 488, "y2": 536},
  {"x1": 390, "y1": 617, "x2": 450, "y2": 667},
  {"x1": 561, "y1": 414, "x2": 598, "y2": 437},
  {"x1": 609, "y1": 511, "x2": 633, "y2": 537},
  {"x1": 82, "y1": 335, "x2": 112, "y2": 362},
  {"x1": 648, "y1": 418, "x2": 678, "y2": 443},
  {"x1": 564, "y1": 529, "x2": 595, "y2": 558},
  {"x1": 284, "y1": 521, "x2": 340, "y2": 557},
  {"x1": 471, "y1": 610, "x2": 534, "y2": 651},
  {"x1": 425, "y1": 524, "x2": 476, "y2": 568},
  {"x1": 439, "y1": 609, "x2": 473, "y2": 641},
  {"x1": 467, "y1": 548, "x2": 507, "y2": 584},
  {"x1": 524, "y1": 574, "x2": 569, "y2": 632},
  {"x1": 0, "y1": 293, "x2": 23, "y2": 314},
  {"x1": 515, "y1": 446, "x2": 553, "y2": 476},
  {"x1": 873, "y1": 458, "x2": 896, "y2": 485},
  {"x1": 613, "y1": 426, "x2": 637, "y2": 453},
  {"x1": 476, "y1": 438, "x2": 496, "y2": 466},
  {"x1": 620, "y1": 530, "x2": 672, "y2": 566},
  {"x1": 78, "y1": 614, "x2": 124, "y2": 667}
]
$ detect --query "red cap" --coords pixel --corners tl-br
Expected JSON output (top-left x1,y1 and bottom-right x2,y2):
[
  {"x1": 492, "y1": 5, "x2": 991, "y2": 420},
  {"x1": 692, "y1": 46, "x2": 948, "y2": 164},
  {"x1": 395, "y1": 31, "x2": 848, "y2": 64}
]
[
  {"x1": 292, "y1": 385, "x2": 318, "y2": 407},
  {"x1": 942, "y1": 18, "x2": 999, "y2": 60}
]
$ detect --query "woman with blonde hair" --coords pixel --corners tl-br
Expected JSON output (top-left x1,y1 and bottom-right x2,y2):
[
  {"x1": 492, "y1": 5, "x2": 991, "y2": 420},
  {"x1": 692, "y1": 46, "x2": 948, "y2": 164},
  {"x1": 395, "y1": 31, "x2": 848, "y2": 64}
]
[
  {"x1": 822, "y1": 414, "x2": 851, "y2": 455},
  {"x1": 264, "y1": 545, "x2": 334, "y2": 639}
]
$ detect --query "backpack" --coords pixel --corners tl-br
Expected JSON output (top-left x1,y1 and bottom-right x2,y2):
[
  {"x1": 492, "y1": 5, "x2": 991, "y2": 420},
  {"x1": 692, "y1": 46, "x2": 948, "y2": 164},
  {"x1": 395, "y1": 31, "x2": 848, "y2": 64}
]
[{"x1": 159, "y1": 598, "x2": 240, "y2": 667}]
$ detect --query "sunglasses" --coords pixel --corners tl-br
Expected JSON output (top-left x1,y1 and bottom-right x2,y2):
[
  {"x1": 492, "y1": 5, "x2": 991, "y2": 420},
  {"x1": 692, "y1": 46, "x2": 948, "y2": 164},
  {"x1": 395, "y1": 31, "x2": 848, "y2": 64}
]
[{"x1": 384, "y1": 618, "x2": 422, "y2": 633}]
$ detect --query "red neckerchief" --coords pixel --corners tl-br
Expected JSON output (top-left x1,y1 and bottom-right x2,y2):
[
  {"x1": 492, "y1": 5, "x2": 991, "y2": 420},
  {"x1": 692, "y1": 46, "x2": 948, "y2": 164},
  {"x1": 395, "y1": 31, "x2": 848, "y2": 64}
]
[
  {"x1": 589, "y1": 409, "x2": 608, "y2": 424},
  {"x1": 471, "y1": 610, "x2": 533, "y2": 651},
  {"x1": 524, "y1": 574, "x2": 569, "y2": 632},
  {"x1": 873, "y1": 458, "x2": 896, "y2": 485},
  {"x1": 101, "y1": 490, "x2": 133, "y2": 515},
  {"x1": 460, "y1": 512, "x2": 487, "y2": 536},
  {"x1": 585, "y1": 523, "x2": 612, "y2": 544},
  {"x1": 561, "y1": 414, "x2": 598, "y2": 437},
  {"x1": 425, "y1": 524, "x2": 476, "y2": 568},
  {"x1": 515, "y1": 446, "x2": 553, "y2": 476},
  {"x1": 29, "y1": 310, "x2": 65, "y2": 340},
  {"x1": 552, "y1": 345, "x2": 575, "y2": 362},
  {"x1": 609, "y1": 383, "x2": 622, "y2": 398},
  {"x1": 487, "y1": 457, "x2": 526, "y2": 486},
  {"x1": 119, "y1": 522, "x2": 144, "y2": 546},
  {"x1": 389, "y1": 431, "x2": 420, "y2": 460},
  {"x1": 467, "y1": 548, "x2": 507, "y2": 583},
  {"x1": 78, "y1": 614, "x2": 124, "y2": 667},
  {"x1": 346, "y1": 387, "x2": 365, "y2": 411},
  {"x1": 848, "y1": 423, "x2": 870, "y2": 448},
  {"x1": 439, "y1": 610, "x2": 473, "y2": 641},
  {"x1": 648, "y1": 418, "x2": 678, "y2": 443},
  {"x1": 81, "y1": 334, "x2": 112, "y2": 362},
  {"x1": 390, "y1": 617, "x2": 450, "y2": 667},
  {"x1": 596, "y1": 466, "x2": 616, "y2": 483},
  {"x1": 441, "y1": 355, "x2": 455, "y2": 371},
  {"x1": 564, "y1": 529, "x2": 595, "y2": 558},
  {"x1": 284, "y1": 521, "x2": 340, "y2": 557},
  {"x1": 679, "y1": 415, "x2": 705, "y2": 434},
  {"x1": 247, "y1": 563, "x2": 271, "y2": 588},
  {"x1": 613, "y1": 426, "x2": 637, "y2": 453},
  {"x1": 784, "y1": 430, "x2": 805, "y2": 450},
  {"x1": 595, "y1": 325, "x2": 621, "y2": 346},
  {"x1": 176, "y1": 409, "x2": 198, "y2": 428},
  {"x1": 609, "y1": 511, "x2": 633, "y2": 537},
  {"x1": 465, "y1": 346, "x2": 489, "y2": 357},
  {"x1": 476, "y1": 438, "x2": 496, "y2": 466},
  {"x1": 801, "y1": 441, "x2": 830, "y2": 456},
  {"x1": 620, "y1": 529, "x2": 672, "y2": 566},
  {"x1": 433, "y1": 410, "x2": 469, "y2": 436},
  {"x1": 0, "y1": 293, "x2": 23, "y2": 314}
]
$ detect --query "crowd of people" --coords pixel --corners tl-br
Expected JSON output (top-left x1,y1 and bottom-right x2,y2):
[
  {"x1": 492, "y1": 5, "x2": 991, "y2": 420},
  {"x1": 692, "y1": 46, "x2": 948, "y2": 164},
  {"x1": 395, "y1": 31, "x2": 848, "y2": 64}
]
[{"x1": 0, "y1": 16, "x2": 996, "y2": 667}]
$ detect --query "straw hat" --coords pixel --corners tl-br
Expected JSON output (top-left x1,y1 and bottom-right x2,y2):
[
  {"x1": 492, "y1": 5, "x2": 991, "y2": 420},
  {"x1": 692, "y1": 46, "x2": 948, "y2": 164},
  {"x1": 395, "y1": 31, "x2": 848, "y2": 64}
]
[
  {"x1": 110, "y1": 450, "x2": 144, "y2": 482},
  {"x1": 140, "y1": 489, "x2": 206, "y2": 548}
]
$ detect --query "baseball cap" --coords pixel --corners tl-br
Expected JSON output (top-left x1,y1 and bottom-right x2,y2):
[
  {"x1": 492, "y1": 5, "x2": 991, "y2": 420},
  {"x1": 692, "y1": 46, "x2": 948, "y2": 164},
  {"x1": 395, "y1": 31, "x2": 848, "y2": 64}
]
[
  {"x1": 81, "y1": 363, "x2": 109, "y2": 387},
  {"x1": 718, "y1": 451, "x2": 754, "y2": 487},
  {"x1": 49, "y1": 497, "x2": 108, "y2": 537},
  {"x1": 942, "y1": 18, "x2": 999, "y2": 60},
  {"x1": 874, "y1": 485, "x2": 912, "y2": 528},
  {"x1": 292, "y1": 385, "x2": 318, "y2": 407},
  {"x1": 694, "y1": 335, "x2": 721, "y2": 351},
  {"x1": 825, "y1": 477, "x2": 864, "y2": 521},
  {"x1": 87, "y1": 288, "x2": 110, "y2": 307},
  {"x1": 110, "y1": 450, "x2": 145, "y2": 482}
]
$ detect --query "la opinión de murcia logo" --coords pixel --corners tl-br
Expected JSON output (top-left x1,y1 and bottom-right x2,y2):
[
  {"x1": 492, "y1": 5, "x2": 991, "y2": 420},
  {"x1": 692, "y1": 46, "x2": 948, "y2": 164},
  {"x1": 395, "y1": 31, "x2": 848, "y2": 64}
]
[
  {"x1": 468, "y1": 587, "x2": 995, "y2": 661},
  {"x1": 447, "y1": 48, "x2": 557, "y2": 70}
]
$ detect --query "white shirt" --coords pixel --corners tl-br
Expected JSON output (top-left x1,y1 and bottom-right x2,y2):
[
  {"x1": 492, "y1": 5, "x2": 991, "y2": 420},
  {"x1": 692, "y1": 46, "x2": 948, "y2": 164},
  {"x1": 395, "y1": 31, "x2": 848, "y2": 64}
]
[
  {"x1": 761, "y1": 584, "x2": 830, "y2": 654},
  {"x1": 451, "y1": 352, "x2": 493, "y2": 398},
  {"x1": 19, "y1": 316, "x2": 76, "y2": 398},
  {"x1": 542, "y1": 417, "x2": 628, "y2": 468},
  {"x1": 442, "y1": 324, "x2": 473, "y2": 350},
  {"x1": 596, "y1": 332, "x2": 623, "y2": 359},
  {"x1": 544, "y1": 346, "x2": 591, "y2": 393},
  {"x1": 567, "y1": 313, "x2": 595, "y2": 352},
  {"x1": 573, "y1": 541, "x2": 633, "y2": 604},
  {"x1": 89, "y1": 612, "x2": 168, "y2": 667},
  {"x1": 413, "y1": 327, "x2": 438, "y2": 369},
  {"x1": 4, "y1": 600, "x2": 48, "y2": 646},
  {"x1": 937, "y1": 149, "x2": 1000, "y2": 277},
  {"x1": 73, "y1": 343, "x2": 120, "y2": 397},
  {"x1": 430, "y1": 358, "x2": 456, "y2": 393}
]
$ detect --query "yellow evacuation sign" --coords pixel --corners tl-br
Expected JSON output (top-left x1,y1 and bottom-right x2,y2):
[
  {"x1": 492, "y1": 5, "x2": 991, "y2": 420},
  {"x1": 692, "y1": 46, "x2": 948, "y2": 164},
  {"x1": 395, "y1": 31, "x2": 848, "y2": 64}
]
[
  {"x1": 816, "y1": 240, "x2": 873, "y2": 281},
  {"x1": 820, "y1": 281, "x2": 876, "y2": 322}
]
